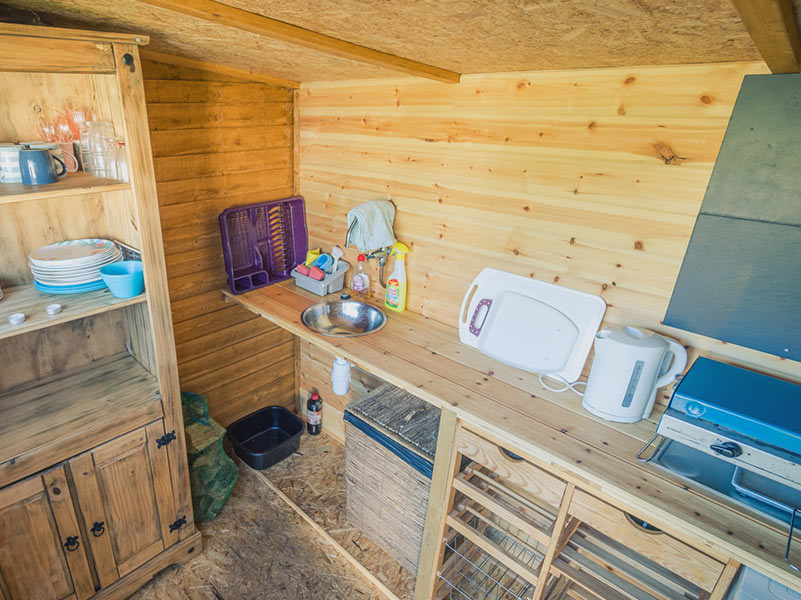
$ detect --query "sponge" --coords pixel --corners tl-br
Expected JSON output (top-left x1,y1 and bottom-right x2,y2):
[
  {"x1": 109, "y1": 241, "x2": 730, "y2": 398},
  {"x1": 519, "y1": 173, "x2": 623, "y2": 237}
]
[
  {"x1": 296, "y1": 264, "x2": 310, "y2": 276},
  {"x1": 309, "y1": 266, "x2": 325, "y2": 281}
]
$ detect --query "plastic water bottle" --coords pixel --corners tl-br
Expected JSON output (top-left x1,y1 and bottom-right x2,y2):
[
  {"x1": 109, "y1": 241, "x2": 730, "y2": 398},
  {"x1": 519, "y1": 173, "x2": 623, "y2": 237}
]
[{"x1": 351, "y1": 254, "x2": 370, "y2": 297}]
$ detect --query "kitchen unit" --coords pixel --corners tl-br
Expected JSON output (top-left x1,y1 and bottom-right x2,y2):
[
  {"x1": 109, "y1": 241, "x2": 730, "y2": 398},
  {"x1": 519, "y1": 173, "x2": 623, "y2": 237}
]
[
  {"x1": 0, "y1": 25, "x2": 199, "y2": 600},
  {"x1": 1, "y1": 1, "x2": 801, "y2": 599},
  {"x1": 227, "y1": 282, "x2": 801, "y2": 598}
]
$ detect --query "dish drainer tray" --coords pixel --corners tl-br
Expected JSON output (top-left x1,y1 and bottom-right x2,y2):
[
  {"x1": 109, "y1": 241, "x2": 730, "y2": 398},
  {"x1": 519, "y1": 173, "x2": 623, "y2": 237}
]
[{"x1": 219, "y1": 196, "x2": 308, "y2": 295}]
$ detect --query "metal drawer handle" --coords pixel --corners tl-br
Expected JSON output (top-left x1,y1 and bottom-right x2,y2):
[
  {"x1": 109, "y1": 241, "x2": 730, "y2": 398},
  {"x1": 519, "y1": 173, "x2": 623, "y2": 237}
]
[
  {"x1": 498, "y1": 446, "x2": 524, "y2": 463},
  {"x1": 91, "y1": 521, "x2": 105, "y2": 537},
  {"x1": 786, "y1": 509, "x2": 800, "y2": 571},
  {"x1": 64, "y1": 536, "x2": 80, "y2": 552}
]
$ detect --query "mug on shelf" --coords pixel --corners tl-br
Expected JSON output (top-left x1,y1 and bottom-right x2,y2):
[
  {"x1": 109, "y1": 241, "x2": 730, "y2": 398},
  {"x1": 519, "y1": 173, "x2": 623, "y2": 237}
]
[
  {"x1": 58, "y1": 142, "x2": 79, "y2": 173},
  {"x1": 0, "y1": 144, "x2": 23, "y2": 184},
  {"x1": 23, "y1": 142, "x2": 75, "y2": 177},
  {"x1": 19, "y1": 147, "x2": 66, "y2": 185}
]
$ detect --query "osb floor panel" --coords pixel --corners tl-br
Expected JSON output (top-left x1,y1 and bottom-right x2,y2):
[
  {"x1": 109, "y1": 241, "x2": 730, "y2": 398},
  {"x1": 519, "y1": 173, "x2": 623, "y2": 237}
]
[
  {"x1": 259, "y1": 432, "x2": 416, "y2": 600},
  {"x1": 130, "y1": 456, "x2": 388, "y2": 600}
]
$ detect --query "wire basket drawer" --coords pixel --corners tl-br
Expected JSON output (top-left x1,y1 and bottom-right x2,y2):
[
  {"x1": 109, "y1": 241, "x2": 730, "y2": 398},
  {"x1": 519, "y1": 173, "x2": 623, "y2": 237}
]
[
  {"x1": 436, "y1": 465, "x2": 557, "y2": 600},
  {"x1": 545, "y1": 523, "x2": 712, "y2": 600},
  {"x1": 426, "y1": 425, "x2": 731, "y2": 600}
]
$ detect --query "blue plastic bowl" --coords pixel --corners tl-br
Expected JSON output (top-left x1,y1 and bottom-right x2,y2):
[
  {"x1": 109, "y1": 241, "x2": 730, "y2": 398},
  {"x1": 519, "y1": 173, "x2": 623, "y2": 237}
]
[{"x1": 99, "y1": 261, "x2": 145, "y2": 298}]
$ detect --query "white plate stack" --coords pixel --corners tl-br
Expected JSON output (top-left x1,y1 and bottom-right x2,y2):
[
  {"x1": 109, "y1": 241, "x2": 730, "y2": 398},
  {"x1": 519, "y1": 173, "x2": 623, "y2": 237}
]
[{"x1": 29, "y1": 239, "x2": 122, "y2": 294}]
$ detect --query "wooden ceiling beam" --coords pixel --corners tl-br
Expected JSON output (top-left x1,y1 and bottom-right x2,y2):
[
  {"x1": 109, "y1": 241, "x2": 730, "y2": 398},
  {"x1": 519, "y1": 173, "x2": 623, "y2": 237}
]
[
  {"x1": 139, "y1": 49, "x2": 299, "y2": 87},
  {"x1": 731, "y1": 0, "x2": 801, "y2": 72},
  {"x1": 137, "y1": 0, "x2": 461, "y2": 83},
  {"x1": 0, "y1": 22, "x2": 148, "y2": 45}
]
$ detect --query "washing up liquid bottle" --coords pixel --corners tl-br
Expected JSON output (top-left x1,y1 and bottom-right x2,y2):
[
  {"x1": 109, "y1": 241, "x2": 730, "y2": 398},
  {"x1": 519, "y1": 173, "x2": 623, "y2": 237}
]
[
  {"x1": 384, "y1": 242, "x2": 410, "y2": 312},
  {"x1": 351, "y1": 254, "x2": 370, "y2": 298}
]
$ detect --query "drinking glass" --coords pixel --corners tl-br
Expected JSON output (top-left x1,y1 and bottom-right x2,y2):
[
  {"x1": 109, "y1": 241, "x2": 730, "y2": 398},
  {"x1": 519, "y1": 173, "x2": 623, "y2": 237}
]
[{"x1": 84, "y1": 120, "x2": 114, "y2": 177}]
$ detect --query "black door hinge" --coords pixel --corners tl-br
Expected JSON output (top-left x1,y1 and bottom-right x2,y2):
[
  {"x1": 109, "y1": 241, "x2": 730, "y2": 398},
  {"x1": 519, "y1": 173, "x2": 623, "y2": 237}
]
[
  {"x1": 169, "y1": 516, "x2": 187, "y2": 533},
  {"x1": 156, "y1": 430, "x2": 176, "y2": 449}
]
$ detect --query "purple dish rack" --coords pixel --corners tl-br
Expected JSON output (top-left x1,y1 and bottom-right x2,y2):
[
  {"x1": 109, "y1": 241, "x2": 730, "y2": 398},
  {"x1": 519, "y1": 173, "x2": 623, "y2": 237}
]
[{"x1": 219, "y1": 196, "x2": 308, "y2": 294}]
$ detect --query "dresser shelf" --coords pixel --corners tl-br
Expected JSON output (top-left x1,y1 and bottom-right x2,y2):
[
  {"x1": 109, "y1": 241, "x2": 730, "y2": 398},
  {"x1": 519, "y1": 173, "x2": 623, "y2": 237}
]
[
  {"x1": 0, "y1": 353, "x2": 163, "y2": 488},
  {"x1": 0, "y1": 172, "x2": 129, "y2": 205},
  {"x1": 0, "y1": 282, "x2": 146, "y2": 341}
]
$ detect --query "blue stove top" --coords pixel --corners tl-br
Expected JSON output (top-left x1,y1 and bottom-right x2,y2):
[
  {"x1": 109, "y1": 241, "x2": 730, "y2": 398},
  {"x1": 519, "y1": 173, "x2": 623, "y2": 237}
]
[{"x1": 670, "y1": 357, "x2": 801, "y2": 456}]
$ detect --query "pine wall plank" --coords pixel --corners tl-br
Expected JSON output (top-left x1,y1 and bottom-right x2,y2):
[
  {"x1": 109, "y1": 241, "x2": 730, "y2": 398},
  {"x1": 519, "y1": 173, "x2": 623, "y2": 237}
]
[
  {"x1": 298, "y1": 61, "x2": 801, "y2": 410},
  {"x1": 143, "y1": 60, "x2": 296, "y2": 425}
]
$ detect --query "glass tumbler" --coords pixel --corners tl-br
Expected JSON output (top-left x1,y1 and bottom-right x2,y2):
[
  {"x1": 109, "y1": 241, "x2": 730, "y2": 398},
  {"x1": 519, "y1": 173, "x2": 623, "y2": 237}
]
[{"x1": 84, "y1": 120, "x2": 115, "y2": 177}]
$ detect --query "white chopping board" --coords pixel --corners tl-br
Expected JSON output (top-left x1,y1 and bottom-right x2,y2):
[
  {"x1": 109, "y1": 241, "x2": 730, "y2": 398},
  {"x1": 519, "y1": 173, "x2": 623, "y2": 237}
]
[{"x1": 458, "y1": 268, "x2": 606, "y2": 381}]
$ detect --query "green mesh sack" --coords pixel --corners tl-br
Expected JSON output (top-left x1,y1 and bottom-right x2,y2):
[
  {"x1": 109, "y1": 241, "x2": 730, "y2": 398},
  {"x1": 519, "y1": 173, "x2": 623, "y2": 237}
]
[{"x1": 181, "y1": 392, "x2": 238, "y2": 522}]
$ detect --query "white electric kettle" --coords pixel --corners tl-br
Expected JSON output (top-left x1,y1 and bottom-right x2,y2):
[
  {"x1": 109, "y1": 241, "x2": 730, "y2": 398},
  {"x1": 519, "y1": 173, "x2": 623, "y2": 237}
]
[{"x1": 582, "y1": 326, "x2": 687, "y2": 423}]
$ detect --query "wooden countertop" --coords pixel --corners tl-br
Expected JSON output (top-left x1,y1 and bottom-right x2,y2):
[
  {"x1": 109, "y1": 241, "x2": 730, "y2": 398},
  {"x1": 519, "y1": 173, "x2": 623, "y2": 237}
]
[{"x1": 225, "y1": 282, "x2": 801, "y2": 591}]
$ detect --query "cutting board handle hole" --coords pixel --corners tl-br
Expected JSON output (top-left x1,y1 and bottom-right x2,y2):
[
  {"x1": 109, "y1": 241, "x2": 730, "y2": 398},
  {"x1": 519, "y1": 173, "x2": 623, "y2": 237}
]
[{"x1": 462, "y1": 284, "x2": 478, "y2": 323}]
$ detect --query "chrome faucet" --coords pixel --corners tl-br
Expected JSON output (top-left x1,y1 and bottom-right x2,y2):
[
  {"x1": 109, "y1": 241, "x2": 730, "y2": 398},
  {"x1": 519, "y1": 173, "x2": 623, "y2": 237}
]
[{"x1": 365, "y1": 247, "x2": 391, "y2": 288}]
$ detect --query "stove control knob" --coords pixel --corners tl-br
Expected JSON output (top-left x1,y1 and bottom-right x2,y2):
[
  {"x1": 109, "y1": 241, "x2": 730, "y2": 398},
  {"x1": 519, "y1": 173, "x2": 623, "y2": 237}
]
[
  {"x1": 710, "y1": 441, "x2": 743, "y2": 458},
  {"x1": 686, "y1": 401, "x2": 704, "y2": 417}
]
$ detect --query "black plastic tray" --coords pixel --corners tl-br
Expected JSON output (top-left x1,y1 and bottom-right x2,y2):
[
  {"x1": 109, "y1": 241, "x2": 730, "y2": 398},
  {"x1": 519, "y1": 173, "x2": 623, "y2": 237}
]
[{"x1": 227, "y1": 406, "x2": 304, "y2": 470}]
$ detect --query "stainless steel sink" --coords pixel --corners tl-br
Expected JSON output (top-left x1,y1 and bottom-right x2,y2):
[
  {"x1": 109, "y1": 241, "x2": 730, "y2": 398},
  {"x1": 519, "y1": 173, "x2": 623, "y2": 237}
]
[{"x1": 301, "y1": 300, "x2": 387, "y2": 337}]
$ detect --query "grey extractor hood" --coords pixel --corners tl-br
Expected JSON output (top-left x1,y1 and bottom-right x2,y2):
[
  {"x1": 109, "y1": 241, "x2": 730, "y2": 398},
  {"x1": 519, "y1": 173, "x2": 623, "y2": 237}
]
[{"x1": 664, "y1": 74, "x2": 801, "y2": 361}]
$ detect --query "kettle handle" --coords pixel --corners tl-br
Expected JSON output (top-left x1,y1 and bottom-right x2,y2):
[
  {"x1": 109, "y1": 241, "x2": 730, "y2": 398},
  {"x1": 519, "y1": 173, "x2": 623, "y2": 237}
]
[{"x1": 655, "y1": 337, "x2": 688, "y2": 389}]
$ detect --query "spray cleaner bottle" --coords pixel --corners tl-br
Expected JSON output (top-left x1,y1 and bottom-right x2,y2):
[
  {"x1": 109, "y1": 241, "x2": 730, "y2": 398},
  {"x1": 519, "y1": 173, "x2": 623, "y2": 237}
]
[{"x1": 384, "y1": 242, "x2": 410, "y2": 312}]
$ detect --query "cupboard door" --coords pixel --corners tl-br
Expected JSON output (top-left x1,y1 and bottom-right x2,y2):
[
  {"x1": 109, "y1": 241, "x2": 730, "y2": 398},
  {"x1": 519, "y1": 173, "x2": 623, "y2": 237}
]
[
  {"x1": 0, "y1": 474, "x2": 93, "y2": 600},
  {"x1": 76, "y1": 421, "x2": 179, "y2": 578},
  {"x1": 41, "y1": 467, "x2": 95, "y2": 600},
  {"x1": 68, "y1": 454, "x2": 119, "y2": 589}
]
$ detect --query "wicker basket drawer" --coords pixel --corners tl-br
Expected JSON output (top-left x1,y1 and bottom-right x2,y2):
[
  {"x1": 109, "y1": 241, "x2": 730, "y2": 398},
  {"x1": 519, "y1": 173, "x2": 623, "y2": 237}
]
[
  {"x1": 568, "y1": 489, "x2": 725, "y2": 592},
  {"x1": 344, "y1": 384, "x2": 444, "y2": 576},
  {"x1": 345, "y1": 421, "x2": 430, "y2": 574},
  {"x1": 457, "y1": 427, "x2": 566, "y2": 512}
]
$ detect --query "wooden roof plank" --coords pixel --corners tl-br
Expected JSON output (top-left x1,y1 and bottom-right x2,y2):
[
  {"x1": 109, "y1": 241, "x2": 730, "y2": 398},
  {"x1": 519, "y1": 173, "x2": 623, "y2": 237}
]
[
  {"x1": 140, "y1": 49, "x2": 299, "y2": 87},
  {"x1": 137, "y1": 0, "x2": 461, "y2": 83},
  {"x1": 0, "y1": 22, "x2": 149, "y2": 44},
  {"x1": 731, "y1": 0, "x2": 801, "y2": 72}
]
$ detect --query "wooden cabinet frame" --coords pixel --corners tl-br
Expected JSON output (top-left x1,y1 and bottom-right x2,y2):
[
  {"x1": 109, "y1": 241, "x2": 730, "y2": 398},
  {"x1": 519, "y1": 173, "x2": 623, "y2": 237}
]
[
  {"x1": 0, "y1": 23, "x2": 201, "y2": 600},
  {"x1": 110, "y1": 40, "x2": 195, "y2": 540}
]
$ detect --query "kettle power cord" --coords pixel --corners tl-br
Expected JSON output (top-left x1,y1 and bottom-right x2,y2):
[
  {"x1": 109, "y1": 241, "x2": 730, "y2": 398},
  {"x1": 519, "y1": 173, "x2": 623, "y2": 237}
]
[{"x1": 538, "y1": 372, "x2": 586, "y2": 397}]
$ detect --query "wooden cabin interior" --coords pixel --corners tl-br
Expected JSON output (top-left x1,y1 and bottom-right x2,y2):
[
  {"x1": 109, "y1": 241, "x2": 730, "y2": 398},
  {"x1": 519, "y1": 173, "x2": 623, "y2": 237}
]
[{"x1": 1, "y1": 1, "x2": 801, "y2": 599}]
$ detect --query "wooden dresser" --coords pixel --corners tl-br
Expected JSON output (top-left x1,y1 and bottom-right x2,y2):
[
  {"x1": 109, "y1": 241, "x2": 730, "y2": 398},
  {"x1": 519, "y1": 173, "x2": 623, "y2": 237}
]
[{"x1": 0, "y1": 24, "x2": 200, "y2": 599}]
